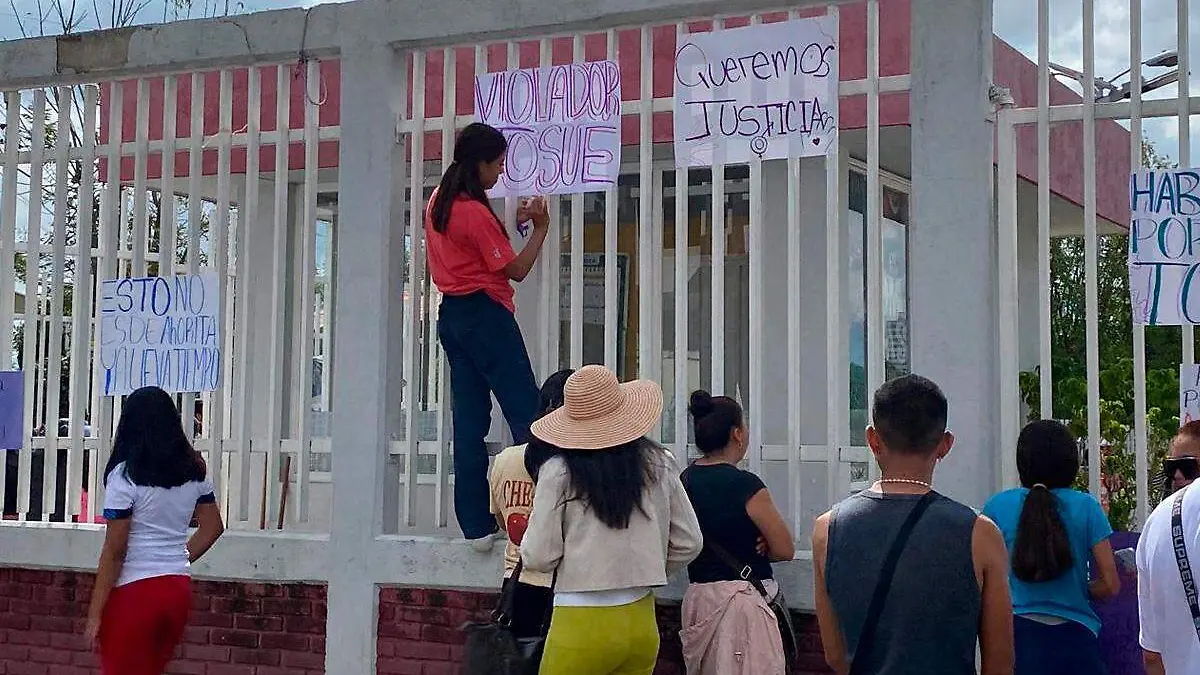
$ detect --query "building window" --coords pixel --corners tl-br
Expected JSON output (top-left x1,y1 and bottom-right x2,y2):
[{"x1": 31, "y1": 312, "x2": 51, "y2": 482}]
[{"x1": 848, "y1": 170, "x2": 910, "y2": 445}]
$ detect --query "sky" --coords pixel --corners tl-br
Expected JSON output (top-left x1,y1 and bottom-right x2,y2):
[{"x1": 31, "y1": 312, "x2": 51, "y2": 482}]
[{"x1": 0, "y1": 0, "x2": 1195, "y2": 161}]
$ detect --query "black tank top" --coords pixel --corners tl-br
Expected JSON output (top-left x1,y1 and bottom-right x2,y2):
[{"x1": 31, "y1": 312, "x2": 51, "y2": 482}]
[{"x1": 826, "y1": 491, "x2": 981, "y2": 675}]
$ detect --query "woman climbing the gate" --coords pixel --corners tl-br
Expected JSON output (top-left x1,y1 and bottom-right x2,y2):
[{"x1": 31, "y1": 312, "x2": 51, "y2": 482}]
[{"x1": 426, "y1": 122, "x2": 550, "y2": 549}]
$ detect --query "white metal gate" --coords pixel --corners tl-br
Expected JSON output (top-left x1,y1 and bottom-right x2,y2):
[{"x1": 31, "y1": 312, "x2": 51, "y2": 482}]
[{"x1": 995, "y1": 0, "x2": 1197, "y2": 527}]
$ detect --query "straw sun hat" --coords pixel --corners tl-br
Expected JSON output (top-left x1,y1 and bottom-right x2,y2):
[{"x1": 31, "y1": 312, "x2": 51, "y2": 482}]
[{"x1": 530, "y1": 364, "x2": 663, "y2": 450}]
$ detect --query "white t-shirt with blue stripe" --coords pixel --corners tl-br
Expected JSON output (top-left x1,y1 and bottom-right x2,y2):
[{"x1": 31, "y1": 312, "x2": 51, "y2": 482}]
[{"x1": 102, "y1": 461, "x2": 215, "y2": 587}]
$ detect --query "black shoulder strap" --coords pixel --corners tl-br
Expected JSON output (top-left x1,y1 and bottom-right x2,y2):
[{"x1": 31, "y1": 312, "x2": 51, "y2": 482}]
[
  {"x1": 1170, "y1": 489, "x2": 1200, "y2": 642},
  {"x1": 847, "y1": 491, "x2": 937, "y2": 675}
]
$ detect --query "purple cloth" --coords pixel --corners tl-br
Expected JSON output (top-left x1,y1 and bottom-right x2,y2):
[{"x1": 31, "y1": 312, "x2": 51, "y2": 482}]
[{"x1": 1092, "y1": 531, "x2": 1144, "y2": 675}]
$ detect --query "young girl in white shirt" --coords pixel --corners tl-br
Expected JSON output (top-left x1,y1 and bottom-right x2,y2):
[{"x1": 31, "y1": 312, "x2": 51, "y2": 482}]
[{"x1": 85, "y1": 386, "x2": 225, "y2": 675}]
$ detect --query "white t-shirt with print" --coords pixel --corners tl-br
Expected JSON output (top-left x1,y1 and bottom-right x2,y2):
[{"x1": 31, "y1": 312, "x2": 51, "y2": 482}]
[
  {"x1": 1137, "y1": 482, "x2": 1200, "y2": 674},
  {"x1": 103, "y1": 462, "x2": 215, "y2": 587}
]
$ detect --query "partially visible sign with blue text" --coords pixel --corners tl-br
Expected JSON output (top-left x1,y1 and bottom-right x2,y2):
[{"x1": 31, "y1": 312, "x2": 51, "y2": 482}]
[
  {"x1": 1129, "y1": 169, "x2": 1200, "y2": 325},
  {"x1": 673, "y1": 16, "x2": 839, "y2": 167},
  {"x1": 98, "y1": 274, "x2": 221, "y2": 396}
]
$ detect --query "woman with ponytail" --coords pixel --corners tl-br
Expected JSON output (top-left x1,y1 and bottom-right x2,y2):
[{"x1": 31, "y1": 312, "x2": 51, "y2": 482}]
[
  {"x1": 426, "y1": 122, "x2": 549, "y2": 549},
  {"x1": 678, "y1": 390, "x2": 794, "y2": 675},
  {"x1": 982, "y1": 419, "x2": 1121, "y2": 674}
]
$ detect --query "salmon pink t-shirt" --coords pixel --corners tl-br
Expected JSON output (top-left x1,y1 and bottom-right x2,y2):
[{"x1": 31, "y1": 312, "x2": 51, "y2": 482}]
[{"x1": 425, "y1": 194, "x2": 517, "y2": 312}]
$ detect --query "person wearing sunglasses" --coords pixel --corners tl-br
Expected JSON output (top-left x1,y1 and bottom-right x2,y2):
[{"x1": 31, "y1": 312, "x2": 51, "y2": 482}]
[{"x1": 1163, "y1": 421, "x2": 1200, "y2": 497}]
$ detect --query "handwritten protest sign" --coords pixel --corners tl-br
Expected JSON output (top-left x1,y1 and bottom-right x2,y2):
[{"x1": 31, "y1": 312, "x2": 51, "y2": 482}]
[
  {"x1": 673, "y1": 17, "x2": 839, "y2": 167},
  {"x1": 98, "y1": 274, "x2": 221, "y2": 396},
  {"x1": 475, "y1": 61, "x2": 621, "y2": 197},
  {"x1": 0, "y1": 371, "x2": 23, "y2": 448},
  {"x1": 1128, "y1": 169, "x2": 1200, "y2": 325},
  {"x1": 1182, "y1": 364, "x2": 1200, "y2": 424}
]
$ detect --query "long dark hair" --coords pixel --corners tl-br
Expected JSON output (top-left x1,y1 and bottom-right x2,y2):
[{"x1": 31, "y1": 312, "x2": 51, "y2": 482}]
[
  {"x1": 525, "y1": 369, "x2": 574, "y2": 482},
  {"x1": 430, "y1": 123, "x2": 508, "y2": 234},
  {"x1": 560, "y1": 438, "x2": 661, "y2": 530},
  {"x1": 104, "y1": 386, "x2": 204, "y2": 488},
  {"x1": 1011, "y1": 419, "x2": 1079, "y2": 583},
  {"x1": 688, "y1": 389, "x2": 743, "y2": 454}
]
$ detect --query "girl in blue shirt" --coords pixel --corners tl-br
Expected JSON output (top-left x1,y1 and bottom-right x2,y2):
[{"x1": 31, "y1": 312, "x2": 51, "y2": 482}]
[{"x1": 982, "y1": 419, "x2": 1121, "y2": 675}]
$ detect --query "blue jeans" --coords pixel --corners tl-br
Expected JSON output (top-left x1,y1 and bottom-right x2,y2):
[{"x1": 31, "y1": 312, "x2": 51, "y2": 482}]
[
  {"x1": 436, "y1": 292, "x2": 539, "y2": 539},
  {"x1": 1014, "y1": 615, "x2": 1106, "y2": 675}
]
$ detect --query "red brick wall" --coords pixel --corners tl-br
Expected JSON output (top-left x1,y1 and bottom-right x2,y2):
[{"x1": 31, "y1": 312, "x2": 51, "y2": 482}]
[
  {"x1": 377, "y1": 586, "x2": 833, "y2": 675},
  {"x1": 0, "y1": 567, "x2": 326, "y2": 675},
  {"x1": 0, "y1": 567, "x2": 831, "y2": 675}
]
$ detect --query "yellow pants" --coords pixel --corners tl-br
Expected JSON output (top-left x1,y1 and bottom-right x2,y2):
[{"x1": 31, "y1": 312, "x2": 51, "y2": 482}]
[{"x1": 538, "y1": 593, "x2": 659, "y2": 675}]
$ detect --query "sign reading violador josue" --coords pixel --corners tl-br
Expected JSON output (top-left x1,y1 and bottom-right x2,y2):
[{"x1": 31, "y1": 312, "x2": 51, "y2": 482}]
[
  {"x1": 475, "y1": 61, "x2": 622, "y2": 197},
  {"x1": 673, "y1": 16, "x2": 839, "y2": 167},
  {"x1": 1128, "y1": 169, "x2": 1200, "y2": 325},
  {"x1": 98, "y1": 274, "x2": 221, "y2": 396}
]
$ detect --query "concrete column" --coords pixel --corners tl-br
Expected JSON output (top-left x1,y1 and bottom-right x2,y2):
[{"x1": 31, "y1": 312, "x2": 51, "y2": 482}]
[
  {"x1": 326, "y1": 35, "x2": 407, "y2": 673},
  {"x1": 909, "y1": 0, "x2": 997, "y2": 508}
]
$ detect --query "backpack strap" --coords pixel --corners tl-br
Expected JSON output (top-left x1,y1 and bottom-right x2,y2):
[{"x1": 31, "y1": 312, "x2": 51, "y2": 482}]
[
  {"x1": 1171, "y1": 489, "x2": 1200, "y2": 641},
  {"x1": 847, "y1": 491, "x2": 938, "y2": 675}
]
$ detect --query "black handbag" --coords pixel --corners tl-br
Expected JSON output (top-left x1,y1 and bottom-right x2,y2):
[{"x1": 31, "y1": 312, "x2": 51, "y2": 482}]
[{"x1": 459, "y1": 560, "x2": 556, "y2": 675}]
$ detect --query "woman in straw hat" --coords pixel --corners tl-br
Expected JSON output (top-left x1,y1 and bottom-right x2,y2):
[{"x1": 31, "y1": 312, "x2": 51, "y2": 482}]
[{"x1": 520, "y1": 365, "x2": 703, "y2": 675}]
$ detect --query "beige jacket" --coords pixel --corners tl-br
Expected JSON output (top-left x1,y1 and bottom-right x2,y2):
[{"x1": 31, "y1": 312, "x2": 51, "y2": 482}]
[{"x1": 520, "y1": 446, "x2": 703, "y2": 593}]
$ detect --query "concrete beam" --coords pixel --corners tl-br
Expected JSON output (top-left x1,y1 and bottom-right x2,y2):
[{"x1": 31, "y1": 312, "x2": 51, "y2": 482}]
[
  {"x1": 0, "y1": 0, "x2": 838, "y2": 88},
  {"x1": 0, "y1": 524, "x2": 329, "y2": 582},
  {"x1": 908, "y1": 0, "x2": 997, "y2": 508}
]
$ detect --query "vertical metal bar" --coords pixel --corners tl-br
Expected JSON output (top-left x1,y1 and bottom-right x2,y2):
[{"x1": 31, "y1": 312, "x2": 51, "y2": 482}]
[
  {"x1": 182, "y1": 73, "x2": 204, "y2": 447},
  {"x1": 67, "y1": 86, "x2": 98, "y2": 520},
  {"x1": 237, "y1": 66, "x2": 261, "y2": 522},
  {"x1": 132, "y1": 80, "x2": 149, "y2": 278},
  {"x1": 785, "y1": 60, "x2": 803, "y2": 539},
  {"x1": 0, "y1": 92, "x2": 20, "y2": 512},
  {"x1": 435, "y1": 46, "x2": 456, "y2": 528},
  {"x1": 673, "y1": 23, "x2": 690, "y2": 469},
  {"x1": 402, "y1": 50, "x2": 426, "y2": 529},
  {"x1": 708, "y1": 21, "x2": 726, "y2": 398},
  {"x1": 540, "y1": 39, "x2": 563, "y2": 378},
  {"x1": 19, "y1": 90, "x2": 46, "y2": 520},
  {"x1": 1083, "y1": 0, "x2": 1101, "y2": 497},
  {"x1": 748, "y1": 160, "x2": 763, "y2": 476},
  {"x1": 74, "y1": 88, "x2": 98, "y2": 521},
  {"x1": 570, "y1": 35, "x2": 586, "y2": 369},
  {"x1": 1130, "y1": 0, "x2": 1148, "y2": 524},
  {"x1": 997, "y1": 109, "x2": 1019, "y2": 489},
  {"x1": 95, "y1": 81, "x2": 124, "y2": 511},
  {"x1": 824, "y1": 5, "x2": 844, "y2": 505},
  {"x1": 44, "y1": 86, "x2": 70, "y2": 522},
  {"x1": 604, "y1": 31, "x2": 619, "y2": 373},
  {"x1": 1037, "y1": 0, "x2": 1053, "y2": 421},
  {"x1": 1179, "y1": 0, "x2": 1193, "y2": 363},
  {"x1": 638, "y1": 25, "x2": 654, "y2": 381},
  {"x1": 265, "y1": 64, "x2": 291, "y2": 528},
  {"x1": 865, "y1": 0, "x2": 882, "y2": 484},
  {"x1": 295, "y1": 59, "x2": 320, "y2": 524},
  {"x1": 743, "y1": 12, "x2": 766, "y2": 475},
  {"x1": 161, "y1": 76, "x2": 178, "y2": 279},
  {"x1": 209, "y1": 68, "x2": 232, "y2": 508}
]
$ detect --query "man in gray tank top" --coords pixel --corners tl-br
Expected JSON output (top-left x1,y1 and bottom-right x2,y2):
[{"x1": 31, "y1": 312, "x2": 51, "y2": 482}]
[{"x1": 812, "y1": 375, "x2": 1014, "y2": 675}]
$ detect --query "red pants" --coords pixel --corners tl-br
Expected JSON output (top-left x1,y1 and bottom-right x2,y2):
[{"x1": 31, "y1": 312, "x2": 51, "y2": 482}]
[{"x1": 98, "y1": 575, "x2": 192, "y2": 675}]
